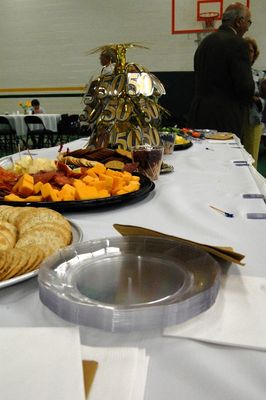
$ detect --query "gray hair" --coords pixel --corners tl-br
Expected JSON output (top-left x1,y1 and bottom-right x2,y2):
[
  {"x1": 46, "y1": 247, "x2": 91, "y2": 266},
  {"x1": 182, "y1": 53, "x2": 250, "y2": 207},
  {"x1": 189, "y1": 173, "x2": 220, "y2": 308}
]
[{"x1": 222, "y1": 6, "x2": 245, "y2": 24}]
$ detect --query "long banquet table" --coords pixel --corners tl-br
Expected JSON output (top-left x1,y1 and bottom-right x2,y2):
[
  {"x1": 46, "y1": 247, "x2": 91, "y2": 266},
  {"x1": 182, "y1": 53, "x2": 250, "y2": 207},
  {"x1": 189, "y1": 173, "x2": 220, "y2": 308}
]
[
  {"x1": 1, "y1": 113, "x2": 61, "y2": 136},
  {"x1": 1, "y1": 136, "x2": 266, "y2": 399}
]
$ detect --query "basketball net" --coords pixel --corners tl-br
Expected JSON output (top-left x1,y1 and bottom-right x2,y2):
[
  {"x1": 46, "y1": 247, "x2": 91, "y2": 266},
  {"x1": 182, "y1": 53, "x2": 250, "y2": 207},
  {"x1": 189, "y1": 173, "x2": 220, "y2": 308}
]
[
  {"x1": 196, "y1": 12, "x2": 219, "y2": 45},
  {"x1": 200, "y1": 12, "x2": 219, "y2": 30}
]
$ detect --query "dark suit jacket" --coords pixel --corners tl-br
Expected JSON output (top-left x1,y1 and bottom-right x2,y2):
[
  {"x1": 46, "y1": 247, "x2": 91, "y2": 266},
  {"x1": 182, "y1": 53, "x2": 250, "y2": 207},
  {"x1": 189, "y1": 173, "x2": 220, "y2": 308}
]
[{"x1": 188, "y1": 26, "x2": 254, "y2": 139}]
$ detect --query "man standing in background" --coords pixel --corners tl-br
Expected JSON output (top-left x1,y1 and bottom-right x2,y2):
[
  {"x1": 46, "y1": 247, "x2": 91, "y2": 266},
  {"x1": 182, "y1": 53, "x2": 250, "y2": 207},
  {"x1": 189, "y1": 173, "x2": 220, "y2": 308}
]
[{"x1": 188, "y1": 2, "x2": 254, "y2": 140}]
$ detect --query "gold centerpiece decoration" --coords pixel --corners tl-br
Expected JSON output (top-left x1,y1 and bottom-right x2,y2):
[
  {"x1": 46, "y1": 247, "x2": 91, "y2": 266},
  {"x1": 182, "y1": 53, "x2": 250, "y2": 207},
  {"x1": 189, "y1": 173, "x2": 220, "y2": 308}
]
[{"x1": 80, "y1": 43, "x2": 166, "y2": 150}]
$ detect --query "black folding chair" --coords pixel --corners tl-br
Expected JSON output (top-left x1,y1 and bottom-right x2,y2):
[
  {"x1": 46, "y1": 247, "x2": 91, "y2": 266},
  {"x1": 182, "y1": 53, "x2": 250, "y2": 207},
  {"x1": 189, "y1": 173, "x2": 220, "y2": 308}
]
[
  {"x1": 0, "y1": 116, "x2": 18, "y2": 155},
  {"x1": 24, "y1": 115, "x2": 55, "y2": 148},
  {"x1": 57, "y1": 114, "x2": 81, "y2": 143}
]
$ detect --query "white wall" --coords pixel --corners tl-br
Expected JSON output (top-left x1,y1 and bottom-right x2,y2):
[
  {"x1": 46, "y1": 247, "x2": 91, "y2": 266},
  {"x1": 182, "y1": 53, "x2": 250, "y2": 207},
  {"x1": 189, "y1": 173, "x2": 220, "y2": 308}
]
[{"x1": 0, "y1": 0, "x2": 265, "y2": 115}]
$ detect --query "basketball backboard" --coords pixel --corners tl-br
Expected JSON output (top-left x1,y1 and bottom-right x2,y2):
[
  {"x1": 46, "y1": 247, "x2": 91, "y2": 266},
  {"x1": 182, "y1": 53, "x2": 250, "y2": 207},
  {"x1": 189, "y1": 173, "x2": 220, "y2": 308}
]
[{"x1": 172, "y1": 0, "x2": 250, "y2": 34}]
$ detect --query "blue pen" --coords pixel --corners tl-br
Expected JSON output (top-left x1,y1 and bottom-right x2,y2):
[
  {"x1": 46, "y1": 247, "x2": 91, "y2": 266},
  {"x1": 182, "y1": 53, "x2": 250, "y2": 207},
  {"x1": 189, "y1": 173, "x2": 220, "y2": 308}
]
[{"x1": 209, "y1": 205, "x2": 234, "y2": 218}]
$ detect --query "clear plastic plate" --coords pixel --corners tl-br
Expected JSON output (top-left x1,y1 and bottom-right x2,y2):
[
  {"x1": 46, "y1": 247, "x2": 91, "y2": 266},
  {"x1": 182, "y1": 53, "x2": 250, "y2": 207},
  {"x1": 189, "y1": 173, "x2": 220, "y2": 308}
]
[{"x1": 38, "y1": 236, "x2": 220, "y2": 332}]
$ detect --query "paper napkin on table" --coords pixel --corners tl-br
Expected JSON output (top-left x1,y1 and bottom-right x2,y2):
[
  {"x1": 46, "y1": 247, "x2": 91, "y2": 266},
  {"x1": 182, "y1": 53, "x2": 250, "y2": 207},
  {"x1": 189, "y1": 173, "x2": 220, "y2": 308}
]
[
  {"x1": 82, "y1": 346, "x2": 149, "y2": 400},
  {"x1": 113, "y1": 224, "x2": 245, "y2": 265},
  {"x1": 164, "y1": 274, "x2": 266, "y2": 351},
  {"x1": 0, "y1": 327, "x2": 84, "y2": 400}
]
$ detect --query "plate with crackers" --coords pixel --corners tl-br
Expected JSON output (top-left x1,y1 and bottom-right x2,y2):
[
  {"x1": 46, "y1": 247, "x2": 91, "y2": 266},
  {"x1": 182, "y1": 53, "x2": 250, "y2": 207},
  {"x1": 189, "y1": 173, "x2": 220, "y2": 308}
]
[{"x1": 0, "y1": 206, "x2": 83, "y2": 289}]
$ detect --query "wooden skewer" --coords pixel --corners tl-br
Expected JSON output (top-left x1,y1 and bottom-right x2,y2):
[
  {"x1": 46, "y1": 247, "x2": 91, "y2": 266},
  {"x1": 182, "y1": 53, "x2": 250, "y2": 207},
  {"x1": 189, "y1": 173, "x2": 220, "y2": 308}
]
[
  {"x1": 209, "y1": 205, "x2": 234, "y2": 218},
  {"x1": 17, "y1": 142, "x2": 22, "y2": 159},
  {"x1": 27, "y1": 148, "x2": 33, "y2": 160}
]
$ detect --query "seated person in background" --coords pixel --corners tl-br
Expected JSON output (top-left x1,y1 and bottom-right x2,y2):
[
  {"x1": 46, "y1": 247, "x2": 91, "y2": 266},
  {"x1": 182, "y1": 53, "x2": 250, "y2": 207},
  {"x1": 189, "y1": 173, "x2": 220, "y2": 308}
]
[{"x1": 31, "y1": 99, "x2": 46, "y2": 114}]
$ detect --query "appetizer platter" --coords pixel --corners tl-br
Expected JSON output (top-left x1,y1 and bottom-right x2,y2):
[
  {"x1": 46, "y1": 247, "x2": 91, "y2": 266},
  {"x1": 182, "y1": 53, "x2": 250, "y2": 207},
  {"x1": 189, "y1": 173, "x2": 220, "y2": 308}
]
[
  {"x1": 160, "y1": 127, "x2": 193, "y2": 150},
  {"x1": 174, "y1": 138, "x2": 193, "y2": 151},
  {"x1": 0, "y1": 150, "x2": 155, "y2": 210}
]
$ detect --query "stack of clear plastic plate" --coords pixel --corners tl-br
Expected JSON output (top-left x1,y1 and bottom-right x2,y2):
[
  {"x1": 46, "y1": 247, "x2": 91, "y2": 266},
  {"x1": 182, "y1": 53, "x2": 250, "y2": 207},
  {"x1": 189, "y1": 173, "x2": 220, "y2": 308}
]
[{"x1": 38, "y1": 236, "x2": 221, "y2": 332}]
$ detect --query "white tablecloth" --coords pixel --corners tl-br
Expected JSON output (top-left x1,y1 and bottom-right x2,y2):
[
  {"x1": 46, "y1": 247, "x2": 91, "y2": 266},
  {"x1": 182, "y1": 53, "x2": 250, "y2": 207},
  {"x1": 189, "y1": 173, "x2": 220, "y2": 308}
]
[
  {"x1": 1, "y1": 114, "x2": 61, "y2": 136},
  {"x1": 1, "y1": 136, "x2": 266, "y2": 400}
]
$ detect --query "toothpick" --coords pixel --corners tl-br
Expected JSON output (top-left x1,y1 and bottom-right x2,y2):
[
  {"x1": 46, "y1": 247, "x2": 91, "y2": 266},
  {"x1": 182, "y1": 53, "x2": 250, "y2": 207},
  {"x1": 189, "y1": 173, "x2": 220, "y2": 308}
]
[
  {"x1": 10, "y1": 156, "x2": 15, "y2": 168},
  {"x1": 209, "y1": 205, "x2": 234, "y2": 218},
  {"x1": 27, "y1": 148, "x2": 33, "y2": 160},
  {"x1": 18, "y1": 142, "x2": 21, "y2": 159}
]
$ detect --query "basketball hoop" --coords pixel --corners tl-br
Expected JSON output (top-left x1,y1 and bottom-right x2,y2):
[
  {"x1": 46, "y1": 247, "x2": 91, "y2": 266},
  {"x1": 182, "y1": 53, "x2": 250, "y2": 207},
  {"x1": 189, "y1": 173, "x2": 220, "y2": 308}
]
[{"x1": 199, "y1": 11, "x2": 219, "y2": 30}]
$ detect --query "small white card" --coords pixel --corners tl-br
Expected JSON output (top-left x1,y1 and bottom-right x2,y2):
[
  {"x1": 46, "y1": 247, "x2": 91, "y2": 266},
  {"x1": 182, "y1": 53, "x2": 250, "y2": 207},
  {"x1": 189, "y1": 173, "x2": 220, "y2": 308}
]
[
  {"x1": 164, "y1": 274, "x2": 266, "y2": 350},
  {"x1": 0, "y1": 327, "x2": 84, "y2": 400}
]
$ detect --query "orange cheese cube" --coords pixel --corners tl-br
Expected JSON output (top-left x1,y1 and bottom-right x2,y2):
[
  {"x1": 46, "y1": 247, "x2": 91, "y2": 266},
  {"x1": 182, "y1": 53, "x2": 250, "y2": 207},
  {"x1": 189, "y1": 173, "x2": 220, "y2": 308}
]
[
  {"x1": 49, "y1": 190, "x2": 59, "y2": 202},
  {"x1": 131, "y1": 175, "x2": 140, "y2": 182},
  {"x1": 99, "y1": 174, "x2": 113, "y2": 191},
  {"x1": 94, "y1": 180, "x2": 106, "y2": 191},
  {"x1": 82, "y1": 175, "x2": 97, "y2": 185},
  {"x1": 18, "y1": 173, "x2": 34, "y2": 197},
  {"x1": 97, "y1": 189, "x2": 110, "y2": 198},
  {"x1": 73, "y1": 179, "x2": 87, "y2": 190},
  {"x1": 90, "y1": 163, "x2": 106, "y2": 176},
  {"x1": 106, "y1": 169, "x2": 123, "y2": 178},
  {"x1": 75, "y1": 185, "x2": 99, "y2": 201},
  {"x1": 51, "y1": 188, "x2": 60, "y2": 201},
  {"x1": 116, "y1": 189, "x2": 127, "y2": 195},
  {"x1": 41, "y1": 182, "x2": 52, "y2": 199},
  {"x1": 23, "y1": 195, "x2": 43, "y2": 202},
  {"x1": 61, "y1": 184, "x2": 76, "y2": 196},
  {"x1": 111, "y1": 176, "x2": 124, "y2": 195},
  {"x1": 61, "y1": 195, "x2": 75, "y2": 201},
  {"x1": 40, "y1": 182, "x2": 58, "y2": 201},
  {"x1": 33, "y1": 181, "x2": 43, "y2": 194},
  {"x1": 121, "y1": 171, "x2": 132, "y2": 184},
  {"x1": 86, "y1": 169, "x2": 98, "y2": 178},
  {"x1": 58, "y1": 184, "x2": 76, "y2": 201},
  {"x1": 123, "y1": 182, "x2": 140, "y2": 193},
  {"x1": 4, "y1": 193, "x2": 25, "y2": 202},
  {"x1": 11, "y1": 179, "x2": 22, "y2": 193}
]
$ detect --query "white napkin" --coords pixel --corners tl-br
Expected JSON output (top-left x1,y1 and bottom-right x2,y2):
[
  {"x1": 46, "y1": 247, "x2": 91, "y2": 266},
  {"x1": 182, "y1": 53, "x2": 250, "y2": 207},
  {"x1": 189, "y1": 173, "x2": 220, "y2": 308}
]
[
  {"x1": 0, "y1": 327, "x2": 84, "y2": 400},
  {"x1": 82, "y1": 346, "x2": 149, "y2": 400},
  {"x1": 164, "y1": 274, "x2": 266, "y2": 351}
]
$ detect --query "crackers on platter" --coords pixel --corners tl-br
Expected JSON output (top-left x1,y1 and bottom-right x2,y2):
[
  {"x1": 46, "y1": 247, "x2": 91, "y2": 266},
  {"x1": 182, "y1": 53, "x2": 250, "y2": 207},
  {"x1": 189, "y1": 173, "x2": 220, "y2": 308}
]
[{"x1": 0, "y1": 206, "x2": 72, "y2": 282}]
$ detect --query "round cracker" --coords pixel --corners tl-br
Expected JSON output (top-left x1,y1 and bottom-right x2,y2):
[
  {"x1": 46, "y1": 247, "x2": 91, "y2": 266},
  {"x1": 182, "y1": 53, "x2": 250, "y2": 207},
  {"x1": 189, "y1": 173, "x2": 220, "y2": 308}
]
[
  {"x1": 16, "y1": 226, "x2": 67, "y2": 257},
  {"x1": 0, "y1": 251, "x2": 8, "y2": 278},
  {"x1": 0, "y1": 232, "x2": 13, "y2": 251},
  {"x1": 17, "y1": 208, "x2": 71, "y2": 236},
  {"x1": 0, "y1": 206, "x2": 13, "y2": 221},
  {"x1": 7, "y1": 207, "x2": 35, "y2": 225},
  {"x1": 0, "y1": 251, "x2": 13, "y2": 279},
  {"x1": 22, "y1": 221, "x2": 72, "y2": 245},
  {"x1": 0, "y1": 222, "x2": 17, "y2": 247},
  {"x1": 3, "y1": 248, "x2": 31, "y2": 280},
  {"x1": 20, "y1": 245, "x2": 45, "y2": 273}
]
